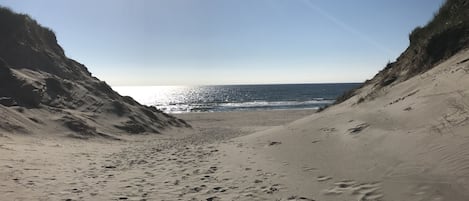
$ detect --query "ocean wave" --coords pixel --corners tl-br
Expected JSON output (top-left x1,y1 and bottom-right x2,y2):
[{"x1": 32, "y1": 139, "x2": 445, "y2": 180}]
[
  {"x1": 154, "y1": 99, "x2": 334, "y2": 113},
  {"x1": 218, "y1": 99, "x2": 333, "y2": 108}
]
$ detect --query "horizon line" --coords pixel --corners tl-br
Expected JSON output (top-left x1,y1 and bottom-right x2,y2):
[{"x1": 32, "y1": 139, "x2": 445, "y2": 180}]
[{"x1": 111, "y1": 81, "x2": 364, "y2": 87}]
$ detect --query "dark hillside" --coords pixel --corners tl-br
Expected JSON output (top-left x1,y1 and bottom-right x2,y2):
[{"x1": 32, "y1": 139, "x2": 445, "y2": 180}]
[{"x1": 0, "y1": 7, "x2": 189, "y2": 138}]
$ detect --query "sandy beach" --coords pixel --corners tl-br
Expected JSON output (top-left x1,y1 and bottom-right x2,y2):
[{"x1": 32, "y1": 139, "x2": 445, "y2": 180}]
[
  {"x1": 1, "y1": 1, "x2": 468, "y2": 200},
  {"x1": 2, "y1": 49, "x2": 469, "y2": 201},
  {"x1": 0, "y1": 109, "x2": 315, "y2": 201}
]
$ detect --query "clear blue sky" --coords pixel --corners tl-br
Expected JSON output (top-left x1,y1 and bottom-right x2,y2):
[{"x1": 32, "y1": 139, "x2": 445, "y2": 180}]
[{"x1": 0, "y1": 0, "x2": 444, "y2": 86}]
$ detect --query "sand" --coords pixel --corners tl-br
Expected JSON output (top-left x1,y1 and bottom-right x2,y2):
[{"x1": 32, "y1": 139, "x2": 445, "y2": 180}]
[
  {"x1": 212, "y1": 49, "x2": 469, "y2": 201},
  {"x1": 1, "y1": 49, "x2": 469, "y2": 200},
  {"x1": 0, "y1": 109, "x2": 315, "y2": 200}
]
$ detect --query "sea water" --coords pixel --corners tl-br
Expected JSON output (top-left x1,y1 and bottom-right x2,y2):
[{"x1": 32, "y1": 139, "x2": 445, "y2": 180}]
[{"x1": 113, "y1": 83, "x2": 361, "y2": 113}]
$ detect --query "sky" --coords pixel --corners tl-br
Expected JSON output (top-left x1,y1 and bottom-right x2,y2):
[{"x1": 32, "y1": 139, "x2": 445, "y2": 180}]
[{"x1": 0, "y1": 0, "x2": 445, "y2": 86}]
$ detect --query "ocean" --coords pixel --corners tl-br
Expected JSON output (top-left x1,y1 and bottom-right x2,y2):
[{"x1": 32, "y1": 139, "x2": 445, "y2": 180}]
[{"x1": 113, "y1": 83, "x2": 361, "y2": 113}]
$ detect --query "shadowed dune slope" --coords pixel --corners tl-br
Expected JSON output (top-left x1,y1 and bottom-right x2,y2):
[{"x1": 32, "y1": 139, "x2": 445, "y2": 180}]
[{"x1": 0, "y1": 7, "x2": 189, "y2": 138}]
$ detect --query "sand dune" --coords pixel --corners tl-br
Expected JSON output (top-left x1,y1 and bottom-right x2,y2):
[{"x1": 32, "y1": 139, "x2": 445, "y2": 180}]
[
  {"x1": 212, "y1": 49, "x2": 469, "y2": 201},
  {"x1": 2, "y1": 49, "x2": 468, "y2": 200},
  {"x1": 0, "y1": 7, "x2": 189, "y2": 140}
]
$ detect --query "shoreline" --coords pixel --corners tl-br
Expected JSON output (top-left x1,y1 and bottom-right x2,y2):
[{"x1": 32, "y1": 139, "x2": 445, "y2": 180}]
[
  {"x1": 167, "y1": 107, "x2": 319, "y2": 114},
  {"x1": 173, "y1": 108, "x2": 317, "y2": 116},
  {"x1": 173, "y1": 109, "x2": 316, "y2": 136}
]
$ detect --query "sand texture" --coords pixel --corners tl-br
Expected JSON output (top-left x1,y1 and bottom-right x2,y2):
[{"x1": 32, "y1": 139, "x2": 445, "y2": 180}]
[
  {"x1": 0, "y1": 110, "x2": 315, "y2": 200},
  {"x1": 2, "y1": 49, "x2": 469, "y2": 200},
  {"x1": 2, "y1": 1, "x2": 469, "y2": 200}
]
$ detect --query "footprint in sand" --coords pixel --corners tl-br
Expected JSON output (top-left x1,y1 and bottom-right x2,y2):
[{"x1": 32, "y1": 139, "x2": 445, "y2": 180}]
[
  {"x1": 254, "y1": 179, "x2": 263, "y2": 184},
  {"x1": 348, "y1": 123, "x2": 370, "y2": 134},
  {"x1": 206, "y1": 196, "x2": 221, "y2": 201},
  {"x1": 187, "y1": 185, "x2": 206, "y2": 193},
  {"x1": 287, "y1": 195, "x2": 316, "y2": 201},
  {"x1": 323, "y1": 180, "x2": 383, "y2": 200},
  {"x1": 204, "y1": 166, "x2": 217, "y2": 174},
  {"x1": 316, "y1": 176, "x2": 332, "y2": 182},
  {"x1": 207, "y1": 186, "x2": 226, "y2": 193},
  {"x1": 268, "y1": 141, "x2": 282, "y2": 146},
  {"x1": 319, "y1": 127, "x2": 337, "y2": 134},
  {"x1": 302, "y1": 167, "x2": 317, "y2": 172},
  {"x1": 323, "y1": 180, "x2": 356, "y2": 195},
  {"x1": 352, "y1": 183, "x2": 383, "y2": 200},
  {"x1": 264, "y1": 184, "x2": 281, "y2": 194}
]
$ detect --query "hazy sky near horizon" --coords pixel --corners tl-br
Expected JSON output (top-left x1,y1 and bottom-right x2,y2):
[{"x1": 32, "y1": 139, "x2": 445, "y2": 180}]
[{"x1": 1, "y1": 0, "x2": 444, "y2": 86}]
